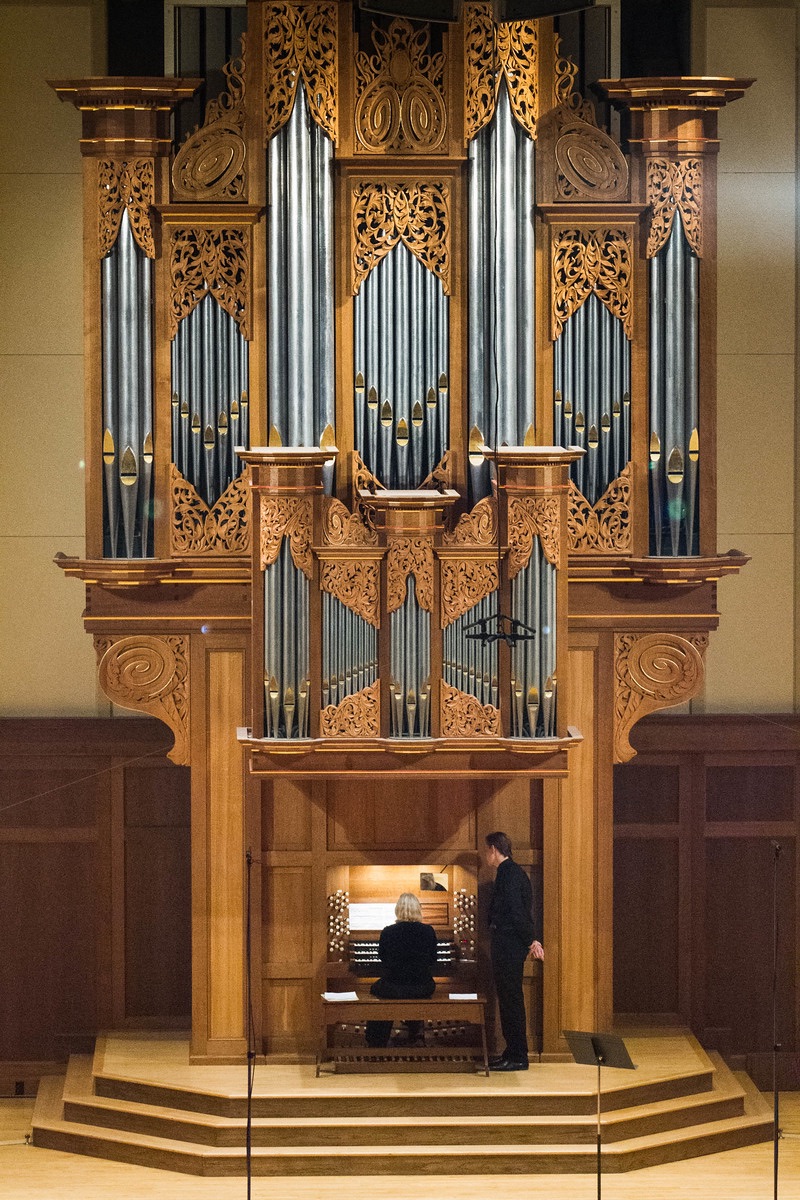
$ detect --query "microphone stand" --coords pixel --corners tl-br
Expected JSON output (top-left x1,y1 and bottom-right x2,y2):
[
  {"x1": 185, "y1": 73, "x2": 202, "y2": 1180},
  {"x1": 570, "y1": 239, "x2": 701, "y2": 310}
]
[
  {"x1": 772, "y1": 840, "x2": 782, "y2": 1200},
  {"x1": 245, "y1": 847, "x2": 255, "y2": 1200}
]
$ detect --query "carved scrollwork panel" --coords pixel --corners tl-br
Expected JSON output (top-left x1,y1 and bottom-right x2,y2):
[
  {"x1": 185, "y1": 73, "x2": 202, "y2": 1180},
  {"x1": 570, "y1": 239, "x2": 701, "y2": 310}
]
[
  {"x1": 259, "y1": 495, "x2": 314, "y2": 578},
  {"x1": 169, "y1": 226, "x2": 249, "y2": 339},
  {"x1": 320, "y1": 680, "x2": 380, "y2": 737},
  {"x1": 440, "y1": 682, "x2": 501, "y2": 737},
  {"x1": 508, "y1": 495, "x2": 561, "y2": 577},
  {"x1": 171, "y1": 464, "x2": 251, "y2": 556},
  {"x1": 552, "y1": 228, "x2": 633, "y2": 340},
  {"x1": 263, "y1": 2, "x2": 338, "y2": 143},
  {"x1": 172, "y1": 48, "x2": 247, "y2": 201},
  {"x1": 554, "y1": 119, "x2": 629, "y2": 202},
  {"x1": 98, "y1": 160, "x2": 155, "y2": 258},
  {"x1": 647, "y1": 158, "x2": 703, "y2": 258},
  {"x1": 387, "y1": 536, "x2": 435, "y2": 613},
  {"x1": 321, "y1": 497, "x2": 378, "y2": 546},
  {"x1": 464, "y1": 4, "x2": 538, "y2": 141},
  {"x1": 442, "y1": 496, "x2": 498, "y2": 546},
  {"x1": 568, "y1": 464, "x2": 632, "y2": 554},
  {"x1": 320, "y1": 560, "x2": 380, "y2": 628},
  {"x1": 614, "y1": 632, "x2": 708, "y2": 763},
  {"x1": 95, "y1": 635, "x2": 190, "y2": 765},
  {"x1": 440, "y1": 559, "x2": 499, "y2": 629},
  {"x1": 354, "y1": 17, "x2": 446, "y2": 154},
  {"x1": 352, "y1": 181, "x2": 450, "y2": 296}
]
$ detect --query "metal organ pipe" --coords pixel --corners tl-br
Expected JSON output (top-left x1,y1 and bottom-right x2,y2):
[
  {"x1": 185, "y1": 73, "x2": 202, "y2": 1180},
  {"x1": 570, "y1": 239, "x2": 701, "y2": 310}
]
[
  {"x1": 467, "y1": 80, "x2": 536, "y2": 503},
  {"x1": 266, "y1": 82, "x2": 334, "y2": 483},
  {"x1": 100, "y1": 208, "x2": 153, "y2": 557}
]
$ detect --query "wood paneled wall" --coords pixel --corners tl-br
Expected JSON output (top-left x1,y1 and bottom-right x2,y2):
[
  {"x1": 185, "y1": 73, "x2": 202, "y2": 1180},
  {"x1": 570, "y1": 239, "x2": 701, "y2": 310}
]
[
  {"x1": 0, "y1": 719, "x2": 190, "y2": 1075},
  {"x1": 614, "y1": 714, "x2": 800, "y2": 1061}
]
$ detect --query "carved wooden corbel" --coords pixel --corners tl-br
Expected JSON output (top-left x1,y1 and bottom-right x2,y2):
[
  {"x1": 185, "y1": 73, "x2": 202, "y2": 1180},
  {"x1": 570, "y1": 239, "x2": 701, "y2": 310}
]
[
  {"x1": 613, "y1": 632, "x2": 708, "y2": 763},
  {"x1": 95, "y1": 635, "x2": 190, "y2": 765}
]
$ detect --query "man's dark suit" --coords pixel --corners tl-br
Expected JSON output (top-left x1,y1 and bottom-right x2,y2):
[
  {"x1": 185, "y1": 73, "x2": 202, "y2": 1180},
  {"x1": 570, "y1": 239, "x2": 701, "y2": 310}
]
[{"x1": 488, "y1": 856, "x2": 535, "y2": 1060}]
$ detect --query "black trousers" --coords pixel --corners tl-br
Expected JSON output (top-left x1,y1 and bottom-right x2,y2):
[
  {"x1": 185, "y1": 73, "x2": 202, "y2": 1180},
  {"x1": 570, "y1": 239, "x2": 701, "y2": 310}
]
[
  {"x1": 365, "y1": 978, "x2": 435, "y2": 1048},
  {"x1": 490, "y1": 935, "x2": 529, "y2": 1060}
]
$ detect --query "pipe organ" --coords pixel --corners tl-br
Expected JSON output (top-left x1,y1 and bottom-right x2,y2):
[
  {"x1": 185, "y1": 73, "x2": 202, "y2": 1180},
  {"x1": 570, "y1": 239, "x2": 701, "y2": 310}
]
[{"x1": 51, "y1": 6, "x2": 751, "y2": 1060}]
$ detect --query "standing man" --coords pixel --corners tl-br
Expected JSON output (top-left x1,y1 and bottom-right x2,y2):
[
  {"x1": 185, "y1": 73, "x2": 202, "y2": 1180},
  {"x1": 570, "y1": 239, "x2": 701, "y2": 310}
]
[{"x1": 485, "y1": 830, "x2": 544, "y2": 1071}]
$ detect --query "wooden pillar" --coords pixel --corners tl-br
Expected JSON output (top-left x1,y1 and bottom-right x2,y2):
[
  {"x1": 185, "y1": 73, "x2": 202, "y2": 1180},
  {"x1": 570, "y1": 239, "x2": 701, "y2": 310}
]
[
  {"x1": 190, "y1": 632, "x2": 249, "y2": 1061},
  {"x1": 543, "y1": 631, "x2": 614, "y2": 1055}
]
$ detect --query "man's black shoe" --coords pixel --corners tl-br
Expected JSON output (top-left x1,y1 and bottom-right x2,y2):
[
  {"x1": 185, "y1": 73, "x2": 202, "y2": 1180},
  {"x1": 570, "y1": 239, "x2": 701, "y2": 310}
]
[
  {"x1": 488, "y1": 1052, "x2": 508, "y2": 1066},
  {"x1": 489, "y1": 1056, "x2": 529, "y2": 1071}
]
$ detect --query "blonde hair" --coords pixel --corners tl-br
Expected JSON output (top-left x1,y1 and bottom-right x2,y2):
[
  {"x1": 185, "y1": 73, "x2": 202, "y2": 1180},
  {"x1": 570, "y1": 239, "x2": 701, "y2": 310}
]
[{"x1": 395, "y1": 892, "x2": 422, "y2": 922}]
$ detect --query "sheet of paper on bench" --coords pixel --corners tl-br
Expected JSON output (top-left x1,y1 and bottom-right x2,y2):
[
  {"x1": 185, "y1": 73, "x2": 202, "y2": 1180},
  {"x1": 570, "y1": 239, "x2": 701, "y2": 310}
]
[
  {"x1": 322, "y1": 991, "x2": 360, "y2": 1002},
  {"x1": 449, "y1": 993, "x2": 478, "y2": 1000}
]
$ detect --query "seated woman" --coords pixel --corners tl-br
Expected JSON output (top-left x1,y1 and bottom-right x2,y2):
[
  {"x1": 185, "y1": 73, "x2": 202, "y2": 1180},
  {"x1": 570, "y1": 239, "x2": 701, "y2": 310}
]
[{"x1": 365, "y1": 892, "x2": 438, "y2": 1049}]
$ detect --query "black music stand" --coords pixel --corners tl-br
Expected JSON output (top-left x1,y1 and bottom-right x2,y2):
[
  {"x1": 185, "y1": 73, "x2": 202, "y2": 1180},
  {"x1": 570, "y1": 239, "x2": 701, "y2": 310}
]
[{"x1": 563, "y1": 1030, "x2": 636, "y2": 1200}]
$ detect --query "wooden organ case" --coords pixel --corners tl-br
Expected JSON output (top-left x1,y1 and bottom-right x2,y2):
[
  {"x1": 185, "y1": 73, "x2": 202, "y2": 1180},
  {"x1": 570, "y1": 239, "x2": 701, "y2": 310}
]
[{"x1": 51, "y1": 4, "x2": 751, "y2": 1061}]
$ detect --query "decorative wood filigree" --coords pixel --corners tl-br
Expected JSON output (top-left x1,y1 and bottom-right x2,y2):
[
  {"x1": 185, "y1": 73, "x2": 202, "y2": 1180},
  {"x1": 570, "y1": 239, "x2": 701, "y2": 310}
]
[
  {"x1": 440, "y1": 682, "x2": 501, "y2": 738},
  {"x1": 464, "y1": 4, "x2": 538, "y2": 141},
  {"x1": 441, "y1": 559, "x2": 499, "y2": 629},
  {"x1": 169, "y1": 226, "x2": 249, "y2": 339},
  {"x1": 543, "y1": 107, "x2": 629, "y2": 202},
  {"x1": 170, "y1": 464, "x2": 250, "y2": 556},
  {"x1": 387, "y1": 537, "x2": 434, "y2": 613},
  {"x1": 568, "y1": 464, "x2": 632, "y2": 554},
  {"x1": 352, "y1": 182, "x2": 450, "y2": 296},
  {"x1": 172, "y1": 45, "x2": 247, "y2": 201},
  {"x1": 420, "y1": 450, "x2": 454, "y2": 492},
  {"x1": 443, "y1": 496, "x2": 498, "y2": 546},
  {"x1": 98, "y1": 160, "x2": 155, "y2": 258},
  {"x1": 553, "y1": 33, "x2": 596, "y2": 123},
  {"x1": 508, "y1": 496, "x2": 561, "y2": 577},
  {"x1": 259, "y1": 495, "x2": 313, "y2": 578},
  {"x1": 647, "y1": 158, "x2": 703, "y2": 258},
  {"x1": 263, "y1": 2, "x2": 338, "y2": 143},
  {"x1": 614, "y1": 632, "x2": 708, "y2": 763},
  {"x1": 95, "y1": 635, "x2": 190, "y2": 765},
  {"x1": 552, "y1": 228, "x2": 633, "y2": 340},
  {"x1": 320, "y1": 560, "x2": 380, "y2": 627},
  {"x1": 321, "y1": 497, "x2": 378, "y2": 546},
  {"x1": 320, "y1": 680, "x2": 380, "y2": 737},
  {"x1": 355, "y1": 17, "x2": 446, "y2": 154}
]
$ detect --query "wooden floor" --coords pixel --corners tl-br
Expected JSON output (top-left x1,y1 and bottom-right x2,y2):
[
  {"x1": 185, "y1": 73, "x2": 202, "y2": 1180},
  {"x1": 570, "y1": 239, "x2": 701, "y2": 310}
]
[{"x1": 3, "y1": 1092, "x2": 799, "y2": 1198}]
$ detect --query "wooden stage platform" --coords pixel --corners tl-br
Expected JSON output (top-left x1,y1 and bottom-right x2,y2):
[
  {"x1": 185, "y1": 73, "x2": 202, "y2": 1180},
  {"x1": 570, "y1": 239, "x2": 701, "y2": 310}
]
[{"x1": 27, "y1": 1028, "x2": 772, "y2": 1178}]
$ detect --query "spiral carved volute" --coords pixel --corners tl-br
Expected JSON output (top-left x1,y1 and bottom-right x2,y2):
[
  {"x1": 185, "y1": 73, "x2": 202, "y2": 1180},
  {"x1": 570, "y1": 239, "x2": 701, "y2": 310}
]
[
  {"x1": 613, "y1": 632, "x2": 707, "y2": 763},
  {"x1": 95, "y1": 636, "x2": 190, "y2": 765}
]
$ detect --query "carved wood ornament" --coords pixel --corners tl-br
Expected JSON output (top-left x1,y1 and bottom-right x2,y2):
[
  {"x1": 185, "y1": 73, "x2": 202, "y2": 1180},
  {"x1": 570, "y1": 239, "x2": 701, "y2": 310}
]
[
  {"x1": 172, "y1": 46, "x2": 247, "y2": 201},
  {"x1": 98, "y1": 160, "x2": 155, "y2": 258},
  {"x1": 355, "y1": 17, "x2": 446, "y2": 154},
  {"x1": 440, "y1": 682, "x2": 501, "y2": 737},
  {"x1": 320, "y1": 680, "x2": 381, "y2": 737},
  {"x1": 169, "y1": 226, "x2": 250, "y2": 340},
  {"x1": 387, "y1": 537, "x2": 435, "y2": 613},
  {"x1": 319, "y1": 497, "x2": 380, "y2": 628},
  {"x1": 263, "y1": 1, "x2": 338, "y2": 143},
  {"x1": 568, "y1": 464, "x2": 632, "y2": 554},
  {"x1": 646, "y1": 158, "x2": 703, "y2": 258},
  {"x1": 508, "y1": 495, "x2": 561, "y2": 577},
  {"x1": 170, "y1": 464, "x2": 250, "y2": 556},
  {"x1": 613, "y1": 632, "x2": 708, "y2": 763},
  {"x1": 321, "y1": 497, "x2": 379, "y2": 547},
  {"x1": 352, "y1": 182, "x2": 450, "y2": 296},
  {"x1": 95, "y1": 635, "x2": 190, "y2": 765},
  {"x1": 440, "y1": 497, "x2": 499, "y2": 628},
  {"x1": 259, "y1": 494, "x2": 314, "y2": 578},
  {"x1": 464, "y1": 3, "x2": 538, "y2": 141},
  {"x1": 552, "y1": 228, "x2": 633, "y2": 340}
]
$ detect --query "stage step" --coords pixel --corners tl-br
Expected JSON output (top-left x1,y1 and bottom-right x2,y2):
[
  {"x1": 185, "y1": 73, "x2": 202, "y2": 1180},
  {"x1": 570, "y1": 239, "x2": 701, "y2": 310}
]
[{"x1": 31, "y1": 1036, "x2": 773, "y2": 1177}]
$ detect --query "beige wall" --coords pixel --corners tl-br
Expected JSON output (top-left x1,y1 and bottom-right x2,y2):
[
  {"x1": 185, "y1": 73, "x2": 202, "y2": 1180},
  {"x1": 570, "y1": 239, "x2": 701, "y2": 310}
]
[
  {"x1": 697, "y1": 1, "x2": 799, "y2": 711},
  {"x1": 0, "y1": 2, "x2": 107, "y2": 715}
]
